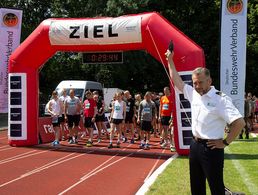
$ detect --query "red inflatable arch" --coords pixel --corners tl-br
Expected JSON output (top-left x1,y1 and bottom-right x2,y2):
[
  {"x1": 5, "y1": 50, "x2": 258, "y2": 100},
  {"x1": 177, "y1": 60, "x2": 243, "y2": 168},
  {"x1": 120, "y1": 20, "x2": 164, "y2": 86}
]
[{"x1": 8, "y1": 12, "x2": 205, "y2": 155}]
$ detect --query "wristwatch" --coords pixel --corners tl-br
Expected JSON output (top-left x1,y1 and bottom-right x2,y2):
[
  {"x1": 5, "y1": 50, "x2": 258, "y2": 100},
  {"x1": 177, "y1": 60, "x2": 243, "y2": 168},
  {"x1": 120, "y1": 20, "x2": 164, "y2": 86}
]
[{"x1": 223, "y1": 139, "x2": 229, "y2": 146}]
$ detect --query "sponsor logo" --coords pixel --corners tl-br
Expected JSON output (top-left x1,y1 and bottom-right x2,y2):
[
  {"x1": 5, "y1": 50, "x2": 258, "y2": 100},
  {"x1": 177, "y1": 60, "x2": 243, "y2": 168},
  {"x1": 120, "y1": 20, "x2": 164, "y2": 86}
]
[
  {"x1": 3, "y1": 12, "x2": 19, "y2": 27},
  {"x1": 227, "y1": 0, "x2": 243, "y2": 14}
]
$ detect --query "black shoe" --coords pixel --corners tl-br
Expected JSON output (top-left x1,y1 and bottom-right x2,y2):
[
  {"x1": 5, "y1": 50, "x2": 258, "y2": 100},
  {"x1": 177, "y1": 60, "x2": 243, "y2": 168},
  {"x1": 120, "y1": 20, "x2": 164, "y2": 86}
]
[
  {"x1": 238, "y1": 135, "x2": 243, "y2": 139},
  {"x1": 122, "y1": 137, "x2": 127, "y2": 143},
  {"x1": 116, "y1": 142, "x2": 121, "y2": 148},
  {"x1": 108, "y1": 143, "x2": 113, "y2": 149}
]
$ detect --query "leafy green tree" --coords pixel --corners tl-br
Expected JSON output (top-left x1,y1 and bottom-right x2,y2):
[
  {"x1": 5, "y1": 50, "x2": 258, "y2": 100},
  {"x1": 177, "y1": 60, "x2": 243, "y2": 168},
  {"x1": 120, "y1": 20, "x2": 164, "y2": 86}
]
[{"x1": 1, "y1": 0, "x2": 257, "y2": 100}]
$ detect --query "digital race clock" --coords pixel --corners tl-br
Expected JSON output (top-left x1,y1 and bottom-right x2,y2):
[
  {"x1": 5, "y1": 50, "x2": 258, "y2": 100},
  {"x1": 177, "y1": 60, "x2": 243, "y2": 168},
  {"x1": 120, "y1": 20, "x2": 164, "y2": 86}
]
[{"x1": 82, "y1": 51, "x2": 123, "y2": 64}]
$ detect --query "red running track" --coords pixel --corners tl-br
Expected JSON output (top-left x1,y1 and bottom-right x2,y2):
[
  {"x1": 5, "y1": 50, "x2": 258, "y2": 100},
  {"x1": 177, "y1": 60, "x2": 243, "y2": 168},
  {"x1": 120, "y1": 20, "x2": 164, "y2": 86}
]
[{"x1": 0, "y1": 130, "x2": 174, "y2": 195}]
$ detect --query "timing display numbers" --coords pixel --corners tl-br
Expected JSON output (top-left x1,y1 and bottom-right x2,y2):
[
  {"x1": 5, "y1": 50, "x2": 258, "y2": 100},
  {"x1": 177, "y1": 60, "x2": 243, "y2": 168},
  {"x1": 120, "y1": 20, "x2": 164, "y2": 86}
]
[{"x1": 82, "y1": 51, "x2": 123, "y2": 64}]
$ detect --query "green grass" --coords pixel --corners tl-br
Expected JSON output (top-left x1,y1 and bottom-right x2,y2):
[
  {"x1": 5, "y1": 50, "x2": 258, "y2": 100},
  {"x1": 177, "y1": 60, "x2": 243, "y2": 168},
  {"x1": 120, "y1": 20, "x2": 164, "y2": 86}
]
[{"x1": 147, "y1": 136, "x2": 258, "y2": 195}]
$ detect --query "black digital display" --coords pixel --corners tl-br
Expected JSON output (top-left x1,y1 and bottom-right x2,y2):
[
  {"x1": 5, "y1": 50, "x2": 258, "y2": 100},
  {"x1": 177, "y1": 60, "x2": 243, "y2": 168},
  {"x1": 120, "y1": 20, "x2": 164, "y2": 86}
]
[
  {"x1": 82, "y1": 52, "x2": 123, "y2": 64},
  {"x1": 10, "y1": 76, "x2": 21, "y2": 89}
]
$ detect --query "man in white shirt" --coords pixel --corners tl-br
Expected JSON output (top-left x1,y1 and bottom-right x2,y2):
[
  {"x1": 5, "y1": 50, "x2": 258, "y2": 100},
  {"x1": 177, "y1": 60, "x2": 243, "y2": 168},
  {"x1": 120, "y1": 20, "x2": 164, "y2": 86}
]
[{"x1": 165, "y1": 49, "x2": 245, "y2": 195}]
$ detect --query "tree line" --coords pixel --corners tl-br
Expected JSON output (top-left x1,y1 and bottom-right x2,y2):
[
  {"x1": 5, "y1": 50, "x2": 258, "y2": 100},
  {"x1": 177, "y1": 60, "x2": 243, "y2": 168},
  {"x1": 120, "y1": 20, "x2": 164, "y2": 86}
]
[{"x1": 1, "y1": 0, "x2": 257, "y2": 102}]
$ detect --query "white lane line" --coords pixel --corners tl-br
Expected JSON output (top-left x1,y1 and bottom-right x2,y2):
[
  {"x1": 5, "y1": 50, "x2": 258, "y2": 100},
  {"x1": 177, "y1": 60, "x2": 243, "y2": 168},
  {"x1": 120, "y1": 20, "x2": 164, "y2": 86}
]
[
  {"x1": 225, "y1": 148, "x2": 258, "y2": 195},
  {"x1": 80, "y1": 154, "x2": 118, "y2": 180},
  {"x1": 58, "y1": 151, "x2": 135, "y2": 195},
  {"x1": 0, "y1": 145, "x2": 9, "y2": 149},
  {"x1": 79, "y1": 145, "x2": 132, "y2": 180},
  {"x1": 136, "y1": 153, "x2": 179, "y2": 195},
  {"x1": 0, "y1": 152, "x2": 87, "y2": 188},
  {"x1": 0, "y1": 137, "x2": 7, "y2": 140},
  {"x1": 0, "y1": 147, "x2": 14, "y2": 152},
  {"x1": 0, "y1": 150, "x2": 48, "y2": 165},
  {"x1": 59, "y1": 142, "x2": 163, "y2": 195},
  {"x1": 144, "y1": 149, "x2": 166, "y2": 182},
  {"x1": 0, "y1": 150, "x2": 37, "y2": 163},
  {"x1": 21, "y1": 153, "x2": 76, "y2": 177}
]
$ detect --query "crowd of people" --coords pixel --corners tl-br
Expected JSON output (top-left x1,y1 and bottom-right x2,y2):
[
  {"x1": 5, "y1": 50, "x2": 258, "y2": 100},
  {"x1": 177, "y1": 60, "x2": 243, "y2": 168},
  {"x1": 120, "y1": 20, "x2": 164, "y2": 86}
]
[
  {"x1": 239, "y1": 92, "x2": 258, "y2": 139},
  {"x1": 47, "y1": 87, "x2": 176, "y2": 152}
]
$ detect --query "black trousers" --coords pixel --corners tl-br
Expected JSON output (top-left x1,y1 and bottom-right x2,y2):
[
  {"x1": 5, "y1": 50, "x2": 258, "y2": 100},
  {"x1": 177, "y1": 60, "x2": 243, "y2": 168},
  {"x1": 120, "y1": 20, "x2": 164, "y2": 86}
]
[{"x1": 189, "y1": 139, "x2": 225, "y2": 195}]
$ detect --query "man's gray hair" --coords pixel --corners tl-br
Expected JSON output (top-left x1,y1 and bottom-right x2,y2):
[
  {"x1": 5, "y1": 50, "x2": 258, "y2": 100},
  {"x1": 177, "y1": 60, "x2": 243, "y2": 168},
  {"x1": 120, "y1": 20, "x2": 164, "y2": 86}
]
[{"x1": 193, "y1": 67, "x2": 210, "y2": 78}]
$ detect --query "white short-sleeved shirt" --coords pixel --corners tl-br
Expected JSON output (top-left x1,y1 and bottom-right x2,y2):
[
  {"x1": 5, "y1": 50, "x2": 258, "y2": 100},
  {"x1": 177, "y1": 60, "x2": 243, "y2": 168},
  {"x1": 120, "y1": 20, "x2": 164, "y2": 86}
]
[
  {"x1": 183, "y1": 84, "x2": 242, "y2": 139},
  {"x1": 112, "y1": 100, "x2": 125, "y2": 119},
  {"x1": 65, "y1": 96, "x2": 80, "y2": 115},
  {"x1": 49, "y1": 98, "x2": 62, "y2": 116}
]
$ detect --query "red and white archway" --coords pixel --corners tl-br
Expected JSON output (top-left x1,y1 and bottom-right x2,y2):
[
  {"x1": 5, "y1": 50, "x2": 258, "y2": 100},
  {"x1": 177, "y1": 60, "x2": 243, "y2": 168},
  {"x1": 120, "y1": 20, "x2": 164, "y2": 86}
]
[{"x1": 8, "y1": 12, "x2": 205, "y2": 155}]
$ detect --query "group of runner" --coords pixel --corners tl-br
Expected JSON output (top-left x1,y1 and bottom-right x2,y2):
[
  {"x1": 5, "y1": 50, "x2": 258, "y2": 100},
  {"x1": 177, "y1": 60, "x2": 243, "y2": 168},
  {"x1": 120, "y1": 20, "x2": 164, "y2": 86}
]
[{"x1": 47, "y1": 87, "x2": 176, "y2": 152}]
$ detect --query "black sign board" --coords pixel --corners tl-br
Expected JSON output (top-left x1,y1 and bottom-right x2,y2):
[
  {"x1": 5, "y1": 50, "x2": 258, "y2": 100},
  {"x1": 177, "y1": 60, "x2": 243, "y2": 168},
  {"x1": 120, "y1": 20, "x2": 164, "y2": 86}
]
[{"x1": 82, "y1": 51, "x2": 123, "y2": 64}]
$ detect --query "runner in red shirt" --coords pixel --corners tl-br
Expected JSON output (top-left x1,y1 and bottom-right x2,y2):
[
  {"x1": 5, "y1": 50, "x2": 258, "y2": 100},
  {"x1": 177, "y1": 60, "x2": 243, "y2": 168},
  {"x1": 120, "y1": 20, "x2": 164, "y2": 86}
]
[{"x1": 83, "y1": 91, "x2": 97, "y2": 147}]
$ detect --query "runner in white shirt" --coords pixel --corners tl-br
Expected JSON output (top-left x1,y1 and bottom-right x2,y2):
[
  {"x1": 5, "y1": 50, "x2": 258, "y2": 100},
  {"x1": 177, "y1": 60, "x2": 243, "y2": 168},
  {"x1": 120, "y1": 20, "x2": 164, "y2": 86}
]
[
  {"x1": 108, "y1": 92, "x2": 126, "y2": 149},
  {"x1": 48, "y1": 90, "x2": 63, "y2": 146},
  {"x1": 165, "y1": 48, "x2": 245, "y2": 195}
]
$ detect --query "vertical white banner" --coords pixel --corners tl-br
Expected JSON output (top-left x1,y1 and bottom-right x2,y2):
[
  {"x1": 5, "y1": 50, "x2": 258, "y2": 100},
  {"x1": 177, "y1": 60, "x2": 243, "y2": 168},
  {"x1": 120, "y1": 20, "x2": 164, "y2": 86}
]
[
  {"x1": 0, "y1": 8, "x2": 23, "y2": 113},
  {"x1": 220, "y1": 0, "x2": 247, "y2": 116}
]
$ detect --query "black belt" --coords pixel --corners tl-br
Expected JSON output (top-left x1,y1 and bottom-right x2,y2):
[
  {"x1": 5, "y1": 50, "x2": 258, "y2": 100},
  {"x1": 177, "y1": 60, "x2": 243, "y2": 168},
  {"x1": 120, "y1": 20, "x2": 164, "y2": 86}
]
[{"x1": 193, "y1": 136, "x2": 209, "y2": 143}]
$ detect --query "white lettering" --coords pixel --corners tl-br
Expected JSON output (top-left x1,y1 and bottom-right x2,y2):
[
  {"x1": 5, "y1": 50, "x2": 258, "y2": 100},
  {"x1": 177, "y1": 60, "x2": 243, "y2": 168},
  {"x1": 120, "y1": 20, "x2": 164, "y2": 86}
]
[{"x1": 43, "y1": 124, "x2": 54, "y2": 134}]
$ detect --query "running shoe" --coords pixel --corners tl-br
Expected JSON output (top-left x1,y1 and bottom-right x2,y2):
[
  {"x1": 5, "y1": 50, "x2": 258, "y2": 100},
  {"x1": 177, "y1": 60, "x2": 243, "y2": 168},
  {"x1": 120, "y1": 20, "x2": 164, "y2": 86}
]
[
  {"x1": 122, "y1": 137, "x2": 128, "y2": 143},
  {"x1": 86, "y1": 141, "x2": 93, "y2": 147},
  {"x1": 130, "y1": 139, "x2": 135, "y2": 144},
  {"x1": 52, "y1": 140, "x2": 59, "y2": 146},
  {"x1": 116, "y1": 142, "x2": 121, "y2": 148},
  {"x1": 170, "y1": 145, "x2": 176, "y2": 152},
  {"x1": 161, "y1": 142, "x2": 167, "y2": 149},
  {"x1": 135, "y1": 136, "x2": 140, "y2": 141},
  {"x1": 68, "y1": 139, "x2": 74, "y2": 144},
  {"x1": 108, "y1": 143, "x2": 113, "y2": 149},
  {"x1": 144, "y1": 144, "x2": 150, "y2": 150},
  {"x1": 97, "y1": 138, "x2": 102, "y2": 143},
  {"x1": 80, "y1": 132, "x2": 86, "y2": 138},
  {"x1": 139, "y1": 143, "x2": 145, "y2": 149},
  {"x1": 74, "y1": 139, "x2": 78, "y2": 144},
  {"x1": 160, "y1": 139, "x2": 164, "y2": 145}
]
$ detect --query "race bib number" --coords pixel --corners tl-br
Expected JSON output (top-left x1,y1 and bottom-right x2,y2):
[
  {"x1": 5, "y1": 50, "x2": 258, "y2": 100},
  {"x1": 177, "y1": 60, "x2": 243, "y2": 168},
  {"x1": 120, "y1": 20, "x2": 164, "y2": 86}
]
[
  {"x1": 143, "y1": 107, "x2": 151, "y2": 114},
  {"x1": 126, "y1": 106, "x2": 130, "y2": 112},
  {"x1": 115, "y1": 105, "x2": 121, "y2": 111},
  {"x1": 85, "y1": 103, "x2": 90, "y2": 109},
  {"x1": 162, "y1": 104, "x2": 169, "y2": 110}
]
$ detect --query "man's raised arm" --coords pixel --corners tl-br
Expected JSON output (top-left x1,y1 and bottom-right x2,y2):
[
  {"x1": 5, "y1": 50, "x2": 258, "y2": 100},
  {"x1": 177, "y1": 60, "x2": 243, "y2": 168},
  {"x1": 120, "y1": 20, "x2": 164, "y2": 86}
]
[{"x1": 165, "y1": 50, "x2": 185, "y2": 92}]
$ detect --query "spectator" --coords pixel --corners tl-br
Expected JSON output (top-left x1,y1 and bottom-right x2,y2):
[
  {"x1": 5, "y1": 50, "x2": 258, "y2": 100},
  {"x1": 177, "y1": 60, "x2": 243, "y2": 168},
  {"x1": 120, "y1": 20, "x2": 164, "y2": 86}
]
[
  {"x1": 254, "y1": 95, "x2": 258, "y2": 123},
  {"x1": 239, "y1": 93, "x2": 252, "y2": 139}
]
